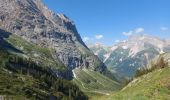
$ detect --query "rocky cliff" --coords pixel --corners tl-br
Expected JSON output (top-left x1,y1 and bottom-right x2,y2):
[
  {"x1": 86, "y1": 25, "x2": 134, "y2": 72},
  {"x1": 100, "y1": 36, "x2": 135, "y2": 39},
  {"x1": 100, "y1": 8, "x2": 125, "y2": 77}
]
[{"x1": 0, "y1": 0, "x2": 106, "y2": 73}]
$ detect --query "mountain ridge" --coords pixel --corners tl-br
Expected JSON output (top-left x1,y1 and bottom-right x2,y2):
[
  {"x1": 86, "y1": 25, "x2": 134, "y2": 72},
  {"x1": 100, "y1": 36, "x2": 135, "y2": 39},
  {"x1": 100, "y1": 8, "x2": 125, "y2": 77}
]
[
  {"x1": 0, "y1": 0, "x2": 106, "y2": 74},
  {"x1": 90, "y1": 34, "x2": 170, "y2": 79},
  {"x1": 93, "y1": 53, "x2": 170, "y2": 100},
  {"x1": 0, "y1": 1, "x2": 119, "y2": 98}
]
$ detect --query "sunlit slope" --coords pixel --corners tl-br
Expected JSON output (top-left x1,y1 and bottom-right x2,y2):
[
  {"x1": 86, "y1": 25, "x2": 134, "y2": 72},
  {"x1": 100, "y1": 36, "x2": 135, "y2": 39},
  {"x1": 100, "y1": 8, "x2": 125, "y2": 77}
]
[
  {"x1": 72, "y1": 68, "x2": 121, "y2": 96},
  {"x1": 96, "y1": 67, "x2": 170, "y2": 100},
  {"x1": 5, "y1": 34, "x2": 66, "y2": 71}
]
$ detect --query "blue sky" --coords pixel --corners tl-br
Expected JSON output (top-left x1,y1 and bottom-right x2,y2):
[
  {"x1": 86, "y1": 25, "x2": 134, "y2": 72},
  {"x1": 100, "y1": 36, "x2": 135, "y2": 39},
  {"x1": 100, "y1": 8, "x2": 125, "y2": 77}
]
[{"x1": 43, "y1": 0, "x2": 170, "y2": 46}]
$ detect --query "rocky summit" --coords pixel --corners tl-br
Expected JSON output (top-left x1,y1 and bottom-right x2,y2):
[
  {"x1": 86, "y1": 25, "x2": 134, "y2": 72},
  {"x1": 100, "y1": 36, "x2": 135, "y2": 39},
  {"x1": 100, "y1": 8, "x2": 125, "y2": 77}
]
[
  {"x1": 90, "y1": 34, "x2": 170, "y2": 79},
  {"x1": 0, "y1": 0, "x2": 105, "y2": 72}
]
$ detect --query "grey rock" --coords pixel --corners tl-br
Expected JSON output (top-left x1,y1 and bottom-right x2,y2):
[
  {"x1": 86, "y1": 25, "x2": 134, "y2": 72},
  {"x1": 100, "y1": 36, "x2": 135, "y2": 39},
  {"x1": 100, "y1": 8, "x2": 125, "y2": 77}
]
[{"x1": 0, "y1": 0, "x2": 106, "y2": 72}]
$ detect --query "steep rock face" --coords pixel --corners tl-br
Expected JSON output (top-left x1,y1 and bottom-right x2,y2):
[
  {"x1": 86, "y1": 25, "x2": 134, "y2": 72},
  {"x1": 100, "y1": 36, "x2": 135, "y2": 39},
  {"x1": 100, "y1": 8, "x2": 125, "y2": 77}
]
[{"x1": 0, "y1": 0, "x2": 105, "y2": 72}]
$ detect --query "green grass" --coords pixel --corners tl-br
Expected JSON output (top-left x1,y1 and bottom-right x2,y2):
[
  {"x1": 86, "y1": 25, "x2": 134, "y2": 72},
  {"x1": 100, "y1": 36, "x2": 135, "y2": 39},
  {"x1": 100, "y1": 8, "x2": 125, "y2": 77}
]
[
  {"x1": 0, "y1": 47, "x2": 88, "y2": 100},
  {"x1": 95, "y1": 67, "x2": 170, "y2": 100},
  {"x1": 0, "y1": 68, "x2": 48, "y2": 100},
  {"x1": 72, "y1": 68, "x2": 121, "y2": 99},
  {"x1": 5, "y1": 34, "x2": 66, "y2": 71}
]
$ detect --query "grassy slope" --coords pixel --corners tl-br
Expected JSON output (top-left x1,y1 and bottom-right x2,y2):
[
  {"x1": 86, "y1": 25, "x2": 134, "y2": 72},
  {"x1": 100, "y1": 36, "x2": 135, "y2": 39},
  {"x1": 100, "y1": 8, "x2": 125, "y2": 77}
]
[
  {"x1": 0, "y1": 46, "x2": 88, "y2": 100},
  {"x1": 3, "y1": 32, "x2": 120, "y2": 99},
  {"x1": 72, "y1": 68, "x2": 121, "y2": 99},
  {"x1": 5, "y1": 34, "x2": 66, "y2": 71},
  {"x1": 0, "y1": 68, "x2": 47, "y2": 100},
  {"x1": 0, "y1": 67, "x2": 87, "y2": 100},
  {"x1": 95, "y1": 67, "x2": 170, "y2": 100}
]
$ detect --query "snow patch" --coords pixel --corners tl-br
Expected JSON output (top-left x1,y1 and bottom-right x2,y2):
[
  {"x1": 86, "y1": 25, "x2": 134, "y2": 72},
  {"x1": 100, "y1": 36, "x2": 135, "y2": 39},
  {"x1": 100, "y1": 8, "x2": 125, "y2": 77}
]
[
  {"x1": 160, "y1": 49, "x2": 165, "y2": 54},
  {"x1": 94, "y1": 52, "x2": 98, "y2": 55},
  {"x1": 129, "y1": 63, "x2": 135, "y2": 67},
  {"x1": 119, "y1": 58, "x2": 123, "y2": 62},
  {"x1": 122, "y1": 46, "x2": 128, "y2": 49},
  {"x1": 129, "y1": 44, "x2": 142, "y2": 57},
  {"x1": 104, "y1": 53, "x2": 111, "y2": 62},
  {"x1": 111, "y1": 46, "x2": 118, "y2": 51},
  {"x1": 94, "y1": 50, "x2": 101, "y2": 55}
]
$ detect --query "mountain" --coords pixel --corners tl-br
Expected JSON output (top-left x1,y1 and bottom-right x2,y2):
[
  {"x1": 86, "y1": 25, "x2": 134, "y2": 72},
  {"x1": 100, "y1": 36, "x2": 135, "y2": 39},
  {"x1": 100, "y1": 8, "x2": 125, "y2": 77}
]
[
  {"x1": 90, "y1": 34, "x2": 170, "y2": 79},
  {"x1": 0, "y1": 0, "x2": 107, "y2": 76},
  {"x1": 0, "y1": 0, "x2": 119, "y2": 98},
  {"x1": 93, "y1": 53, "x2": 170, "y2": 100},
  {"x1": 0, "y1": 41, "x2": 88, "y2": 99},
  {"x1": 89, "y1": 43, "x2": 109, "y2": 62}
]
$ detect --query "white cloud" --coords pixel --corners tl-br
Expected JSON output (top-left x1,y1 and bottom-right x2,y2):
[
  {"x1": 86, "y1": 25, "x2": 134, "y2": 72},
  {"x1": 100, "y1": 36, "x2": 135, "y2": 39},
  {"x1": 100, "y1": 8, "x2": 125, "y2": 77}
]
[
  {"x1": 122, "y1": 31, "x2": 133, "y2": 36},
  {"x1": 122, "y1": 27, "x2": 145, "y2": 36},
  {"x1": 160, "y1": 27, "x2": 168, "y2": 31},
  {"x1": 83, "y1": 37, "x2": 90, "y2": 42},
  {"x1": 95, "y1": 42, "x2": 103, "y2": 46},
  {"x1": 115, "y1": 40, "x2": 120, "y2": 43},
  {"x1": 95, "y1": 35, "x2": 103, "y2": 39},
  {"x1": 135, "y1": 27, "x2": 144, "y2": 33}
]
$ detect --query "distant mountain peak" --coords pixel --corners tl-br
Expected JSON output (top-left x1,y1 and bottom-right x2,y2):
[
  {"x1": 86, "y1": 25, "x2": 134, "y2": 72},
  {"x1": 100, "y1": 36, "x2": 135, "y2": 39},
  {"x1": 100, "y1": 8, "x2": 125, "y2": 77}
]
[
  {"x1": 113, "y1": 34, "x2": 167, "y2": 56},
  {"x1": 89, "y1": 34, "x2": 170, "y2": 78}
]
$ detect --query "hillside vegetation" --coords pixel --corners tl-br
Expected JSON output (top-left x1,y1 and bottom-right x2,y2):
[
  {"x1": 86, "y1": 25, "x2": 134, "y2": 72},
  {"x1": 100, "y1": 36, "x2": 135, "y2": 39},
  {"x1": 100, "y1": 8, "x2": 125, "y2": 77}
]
[
  {"x1": 72, "y1": 68, "x2": 121, "y2": 98},
  {"x1": 0, "y1": 47, "x2": 88, "y2": 100},
  {"x1": 5, "y1": 34, "x2": 66, "y2": 71},
  {"x1": 93, "y1": 54, "x2": 170, "y2": 100}
]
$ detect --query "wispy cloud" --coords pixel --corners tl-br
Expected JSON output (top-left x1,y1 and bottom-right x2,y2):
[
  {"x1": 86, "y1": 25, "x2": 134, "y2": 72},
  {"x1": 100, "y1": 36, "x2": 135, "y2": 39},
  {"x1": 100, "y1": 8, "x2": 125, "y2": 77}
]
[
  {"x1": 160, "y1": 27, "x2": 168, "y2": 31},
  {"x1": 83, "y1": 37, "x2": 90, "y2": 42},
  {"x1": 122, "y1": 27, "x2": 145, "y2": 36},
  {"x1": 135, "y1": 27, "x2": 144, "y2": 33},
  {"x1": 95, "y1": 34, "x2": 103, "y2": 39},
  {"x1": 122, "y1": 31, "x2": 133, "y2": 36},
  {"x1": 115, "y1": 40, "x2": 120, "y2": 43}
]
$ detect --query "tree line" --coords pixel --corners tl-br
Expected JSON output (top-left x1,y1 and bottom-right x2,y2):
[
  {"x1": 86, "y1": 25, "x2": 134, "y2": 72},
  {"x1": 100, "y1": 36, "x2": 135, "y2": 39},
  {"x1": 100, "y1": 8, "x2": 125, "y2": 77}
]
[
  {"x1": 135, "y1": 57, "x2": 169, "y2": 78},
  {"x1": 0, "y1": 48, "x2": 88, "y2": 100}
]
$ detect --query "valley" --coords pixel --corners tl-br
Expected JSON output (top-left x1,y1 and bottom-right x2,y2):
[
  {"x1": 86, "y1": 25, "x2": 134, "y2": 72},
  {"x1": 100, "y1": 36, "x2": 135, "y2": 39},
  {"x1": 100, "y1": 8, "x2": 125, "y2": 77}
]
[
  {"x1": 72, "y1": 68, "x2": 121, "y2": 96},
  {"x1": 0, "y1": 0, "x2": 169, "y2": 100}
]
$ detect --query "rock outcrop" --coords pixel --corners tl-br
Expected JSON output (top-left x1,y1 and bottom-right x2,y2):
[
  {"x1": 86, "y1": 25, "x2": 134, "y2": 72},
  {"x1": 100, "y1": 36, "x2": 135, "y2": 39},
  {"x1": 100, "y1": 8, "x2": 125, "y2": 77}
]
[{"x1": 0, "y1": 0, "x2": 106, "y2": 73}]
